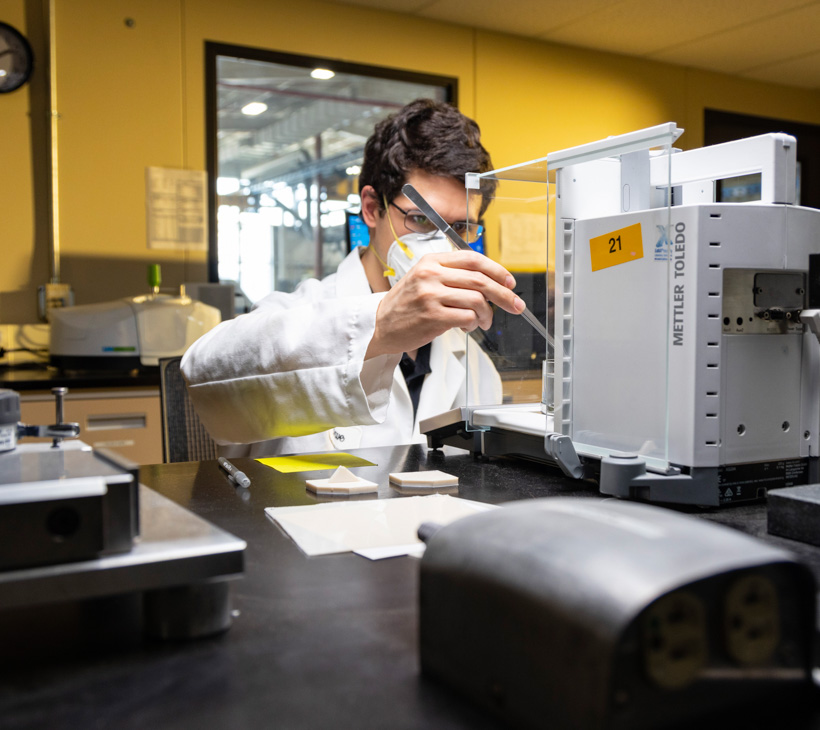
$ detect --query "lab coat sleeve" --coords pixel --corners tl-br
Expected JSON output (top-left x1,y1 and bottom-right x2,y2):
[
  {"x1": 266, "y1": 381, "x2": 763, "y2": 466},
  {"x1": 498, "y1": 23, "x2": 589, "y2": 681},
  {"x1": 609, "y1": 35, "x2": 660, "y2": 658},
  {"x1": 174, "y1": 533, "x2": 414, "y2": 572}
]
[{"x1": 181, "y1": 283, "x2": 401, "y2": 445}]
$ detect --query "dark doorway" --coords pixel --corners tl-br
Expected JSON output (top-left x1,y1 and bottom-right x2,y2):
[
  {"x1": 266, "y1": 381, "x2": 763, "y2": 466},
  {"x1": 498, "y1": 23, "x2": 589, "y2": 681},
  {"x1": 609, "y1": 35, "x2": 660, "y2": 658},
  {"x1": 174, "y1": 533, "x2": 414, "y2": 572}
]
[{"x1": 705, "y1": 109, "x2": 820, "y2": 209}]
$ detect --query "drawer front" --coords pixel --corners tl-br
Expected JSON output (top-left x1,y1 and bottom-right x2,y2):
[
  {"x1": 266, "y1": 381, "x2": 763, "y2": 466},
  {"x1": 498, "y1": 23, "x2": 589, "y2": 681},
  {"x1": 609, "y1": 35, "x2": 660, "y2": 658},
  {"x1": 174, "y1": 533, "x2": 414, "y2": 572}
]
[{"x1": 20, "y1": 390, "x2": 162, "y2": 465}]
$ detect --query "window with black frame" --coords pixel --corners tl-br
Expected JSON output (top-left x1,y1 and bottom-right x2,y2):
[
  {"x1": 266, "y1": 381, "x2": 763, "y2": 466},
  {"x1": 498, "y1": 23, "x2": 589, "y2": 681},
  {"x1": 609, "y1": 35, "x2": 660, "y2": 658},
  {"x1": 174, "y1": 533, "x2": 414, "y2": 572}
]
[{"x1": 205, "y1": 44, "x2": 455, "y2": 308}]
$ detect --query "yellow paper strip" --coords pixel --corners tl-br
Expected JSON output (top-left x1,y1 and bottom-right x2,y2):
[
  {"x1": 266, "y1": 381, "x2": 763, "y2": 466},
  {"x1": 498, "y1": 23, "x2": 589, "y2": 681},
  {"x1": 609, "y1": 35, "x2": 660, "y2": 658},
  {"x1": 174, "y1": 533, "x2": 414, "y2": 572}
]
[{"x1": 256, "y1": 452, "x2": 376, "y2": 473}]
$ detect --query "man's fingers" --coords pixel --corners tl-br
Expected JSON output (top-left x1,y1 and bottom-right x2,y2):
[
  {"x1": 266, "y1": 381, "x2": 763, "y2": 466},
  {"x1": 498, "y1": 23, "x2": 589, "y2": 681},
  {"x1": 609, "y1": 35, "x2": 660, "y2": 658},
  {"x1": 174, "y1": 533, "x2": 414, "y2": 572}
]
[
  {"x1": 433, "y1": 263, "x2": 526, "y2": 315},
  {"x1": 435, "y1": 250, "x2": 517, "y2": 289},
  {"x1": 436, "y1": 289, "x2": 494, "y2": 330},
  {"x1": 367, "y1": 251, "x2": 528, "y2": 358}
]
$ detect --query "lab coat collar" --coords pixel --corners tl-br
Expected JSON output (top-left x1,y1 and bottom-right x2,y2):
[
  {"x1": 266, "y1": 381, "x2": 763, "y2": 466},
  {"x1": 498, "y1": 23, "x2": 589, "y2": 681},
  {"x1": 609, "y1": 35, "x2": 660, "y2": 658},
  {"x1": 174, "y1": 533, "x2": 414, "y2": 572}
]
[{"x1": 336, "y1": 246, "x2": 372, "y2": 297}]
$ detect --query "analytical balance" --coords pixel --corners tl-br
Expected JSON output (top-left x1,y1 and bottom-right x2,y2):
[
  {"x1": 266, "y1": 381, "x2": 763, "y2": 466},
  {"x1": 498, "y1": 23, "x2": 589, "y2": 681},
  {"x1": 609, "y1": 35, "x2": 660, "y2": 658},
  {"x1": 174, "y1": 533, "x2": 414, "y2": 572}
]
[{"x1": 424, "y1": 124, "x2": 820, "y2": 506}]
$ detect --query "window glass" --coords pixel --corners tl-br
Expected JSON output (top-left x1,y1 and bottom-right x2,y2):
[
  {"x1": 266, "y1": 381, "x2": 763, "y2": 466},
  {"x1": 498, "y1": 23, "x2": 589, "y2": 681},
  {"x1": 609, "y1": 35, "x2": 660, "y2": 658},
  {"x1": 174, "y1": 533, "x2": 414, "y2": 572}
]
[{"x1": 210, "y1": 49, "x2": 453, "y2": 306}]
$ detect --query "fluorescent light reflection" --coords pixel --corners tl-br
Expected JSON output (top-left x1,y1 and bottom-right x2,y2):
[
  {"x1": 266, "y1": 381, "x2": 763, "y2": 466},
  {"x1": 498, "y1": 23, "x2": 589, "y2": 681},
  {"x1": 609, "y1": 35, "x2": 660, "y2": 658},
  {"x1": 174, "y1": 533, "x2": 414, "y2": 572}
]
[{"x1": 241, "y1": 101, "x2": 268, "y2": 116}]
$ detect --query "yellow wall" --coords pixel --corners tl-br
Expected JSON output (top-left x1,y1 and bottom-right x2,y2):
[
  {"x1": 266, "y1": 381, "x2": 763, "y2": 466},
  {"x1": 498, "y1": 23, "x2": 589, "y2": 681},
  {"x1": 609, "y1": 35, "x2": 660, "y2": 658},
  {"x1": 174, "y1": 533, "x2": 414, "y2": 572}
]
[
  {"x1": 1, "y1": 0, "x2": 46, "y2": 324},
  {"x1": 0, "y1": 1, "x2": 32, "y2": 272},
  {"x1": 475, "y1": 31, "x2": 820, "y2": 168},
  {"x1": 2, "y1": 0, "x2": 820, "y2": 322}
]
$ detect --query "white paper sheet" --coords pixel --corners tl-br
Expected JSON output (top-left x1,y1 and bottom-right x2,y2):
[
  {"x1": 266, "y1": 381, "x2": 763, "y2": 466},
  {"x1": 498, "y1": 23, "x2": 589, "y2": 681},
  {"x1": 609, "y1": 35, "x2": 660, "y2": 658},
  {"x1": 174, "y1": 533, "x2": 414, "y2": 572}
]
[
  {"x1": 265, "y1": 494, "x2": 495, "y2": 559},
  {"x1": 145, "y1": 166, "x2": 207, "y2": 251}
]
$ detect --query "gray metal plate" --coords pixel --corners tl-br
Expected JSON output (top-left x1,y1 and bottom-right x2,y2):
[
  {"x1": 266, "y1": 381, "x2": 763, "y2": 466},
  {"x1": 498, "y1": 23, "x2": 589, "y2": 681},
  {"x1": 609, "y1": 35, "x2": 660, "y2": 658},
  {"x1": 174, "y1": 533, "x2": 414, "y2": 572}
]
[{"x1": 0, "y1": 484, "x2": 246, "y2": 610}]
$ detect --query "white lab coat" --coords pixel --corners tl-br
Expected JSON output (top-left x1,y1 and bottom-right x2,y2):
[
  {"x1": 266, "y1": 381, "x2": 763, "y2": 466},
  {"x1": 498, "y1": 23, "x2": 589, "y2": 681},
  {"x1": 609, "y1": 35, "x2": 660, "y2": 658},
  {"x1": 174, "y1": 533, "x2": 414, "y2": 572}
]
[{"x1": 181, "y1": 247, "x2": 502, "y2": 457}]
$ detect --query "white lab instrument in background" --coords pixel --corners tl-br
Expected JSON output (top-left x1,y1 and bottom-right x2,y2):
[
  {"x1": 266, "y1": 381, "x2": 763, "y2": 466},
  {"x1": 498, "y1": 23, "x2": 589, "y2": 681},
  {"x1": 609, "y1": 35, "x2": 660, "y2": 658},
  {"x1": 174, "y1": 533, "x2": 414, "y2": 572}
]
[
  {"x1": 423, "y1": 124, "x2": 820, "y2": 506},
  {"x1": 50, "y1": 289, "x2": 221, "y2": 370}
]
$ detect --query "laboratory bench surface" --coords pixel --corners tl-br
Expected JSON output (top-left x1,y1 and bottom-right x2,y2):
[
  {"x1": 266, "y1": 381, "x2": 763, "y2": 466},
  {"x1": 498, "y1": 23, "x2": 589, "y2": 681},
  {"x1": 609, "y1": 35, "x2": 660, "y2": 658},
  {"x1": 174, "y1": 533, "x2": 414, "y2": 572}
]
[
  {"x1": 0, "y1": 364, "x2": 160, "y2": 391},
  {"x1": 2, "y1": 444, "x2": 820, "y2": 729}
]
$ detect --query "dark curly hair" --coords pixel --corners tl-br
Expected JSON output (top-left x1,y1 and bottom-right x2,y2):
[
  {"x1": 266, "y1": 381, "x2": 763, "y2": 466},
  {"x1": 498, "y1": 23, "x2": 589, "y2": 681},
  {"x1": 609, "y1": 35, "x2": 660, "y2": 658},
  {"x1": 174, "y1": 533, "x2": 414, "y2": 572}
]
[{"x1": 358, "y1": 99, "x2": 497, "y2": 216}]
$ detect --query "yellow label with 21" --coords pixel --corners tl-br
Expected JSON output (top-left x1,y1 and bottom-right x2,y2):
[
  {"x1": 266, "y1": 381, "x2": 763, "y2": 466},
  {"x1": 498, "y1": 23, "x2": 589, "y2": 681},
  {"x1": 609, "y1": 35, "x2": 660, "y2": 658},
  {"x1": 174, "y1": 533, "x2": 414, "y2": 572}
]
[{"x1": 589, "y1": 223, "x2": 643, "y2": 272}]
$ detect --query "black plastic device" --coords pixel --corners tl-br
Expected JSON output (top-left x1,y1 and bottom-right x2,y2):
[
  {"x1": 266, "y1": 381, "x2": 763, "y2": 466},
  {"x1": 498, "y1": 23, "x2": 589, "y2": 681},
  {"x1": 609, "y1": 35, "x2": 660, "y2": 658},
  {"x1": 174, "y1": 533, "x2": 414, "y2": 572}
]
[{"x1": 419, "y1": 498, "x2": 815, "y2": 730}]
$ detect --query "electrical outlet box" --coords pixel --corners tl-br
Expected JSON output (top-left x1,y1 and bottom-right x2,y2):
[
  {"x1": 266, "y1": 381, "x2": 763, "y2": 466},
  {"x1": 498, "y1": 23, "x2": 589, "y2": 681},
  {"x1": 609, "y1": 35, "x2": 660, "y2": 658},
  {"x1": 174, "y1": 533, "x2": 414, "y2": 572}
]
[{"x1": 37, "y1": 282, "x2": 74, "y2": 322}]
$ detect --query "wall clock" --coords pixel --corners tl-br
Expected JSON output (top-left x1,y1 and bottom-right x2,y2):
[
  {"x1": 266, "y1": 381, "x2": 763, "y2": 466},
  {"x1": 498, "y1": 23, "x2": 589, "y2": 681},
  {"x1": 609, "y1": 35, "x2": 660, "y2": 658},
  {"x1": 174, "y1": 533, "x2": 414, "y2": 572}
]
[{"x1": 0, "y1": 21, "x2": 34, "y2": 93}]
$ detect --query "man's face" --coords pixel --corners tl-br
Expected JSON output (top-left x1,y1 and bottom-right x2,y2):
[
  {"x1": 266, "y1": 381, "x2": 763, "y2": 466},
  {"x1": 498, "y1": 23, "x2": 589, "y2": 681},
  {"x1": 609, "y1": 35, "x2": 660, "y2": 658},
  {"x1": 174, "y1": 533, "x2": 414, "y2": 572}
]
[{"x1": 360, "y1": 169, "x2": 482, "y2": 291}]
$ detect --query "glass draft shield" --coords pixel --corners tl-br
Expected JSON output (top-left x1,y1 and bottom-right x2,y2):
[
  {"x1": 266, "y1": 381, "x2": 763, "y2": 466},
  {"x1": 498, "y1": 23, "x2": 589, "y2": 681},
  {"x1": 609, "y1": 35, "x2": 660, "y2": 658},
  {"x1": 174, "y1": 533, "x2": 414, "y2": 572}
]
[{"x1": 463, "y1": 123, "x2": 680, "y2": 473}]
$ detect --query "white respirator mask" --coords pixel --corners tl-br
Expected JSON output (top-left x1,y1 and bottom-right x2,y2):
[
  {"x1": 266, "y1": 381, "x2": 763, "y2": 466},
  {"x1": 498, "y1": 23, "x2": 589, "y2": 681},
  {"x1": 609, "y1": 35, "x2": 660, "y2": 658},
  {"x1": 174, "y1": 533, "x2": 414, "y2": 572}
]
[
  {"x1": 382, "y1": 231, "x2": 453, "y2": 287},
  {"x1": 371, "y1": 197, "x2": 454, "y2": 286}
]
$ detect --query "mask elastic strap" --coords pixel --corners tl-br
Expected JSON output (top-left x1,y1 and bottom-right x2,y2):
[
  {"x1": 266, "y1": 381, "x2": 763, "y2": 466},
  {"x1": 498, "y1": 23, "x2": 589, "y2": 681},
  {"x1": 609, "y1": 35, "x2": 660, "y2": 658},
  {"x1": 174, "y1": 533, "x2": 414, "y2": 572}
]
[
  {"x1": 364, "y1": 195, "x2": 396, "y2": 279},
  {"x1": 383, "y1": 196, "x2": 414, "y2": 260},
  {"x1": 369, "y1": 242, "x2": 394, "y2": 279}
]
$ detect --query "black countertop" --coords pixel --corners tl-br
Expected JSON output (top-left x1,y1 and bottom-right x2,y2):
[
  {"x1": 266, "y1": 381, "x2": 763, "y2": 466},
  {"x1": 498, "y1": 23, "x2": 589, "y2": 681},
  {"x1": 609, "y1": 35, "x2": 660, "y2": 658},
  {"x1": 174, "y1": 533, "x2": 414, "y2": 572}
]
[
  {"x1": 1, "y1": 444, "x2": 818, "y2": 729},
  {"x1": 0, "y1": 365, "x2": 160, "y2": 391}
]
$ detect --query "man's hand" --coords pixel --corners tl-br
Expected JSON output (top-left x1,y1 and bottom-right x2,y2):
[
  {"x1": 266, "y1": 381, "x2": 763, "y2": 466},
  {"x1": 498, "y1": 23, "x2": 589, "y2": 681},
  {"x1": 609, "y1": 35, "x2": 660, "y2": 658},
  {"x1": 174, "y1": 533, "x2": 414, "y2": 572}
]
[{"x1": 365, "y1": 250, "x2": 525, "y2": 359}]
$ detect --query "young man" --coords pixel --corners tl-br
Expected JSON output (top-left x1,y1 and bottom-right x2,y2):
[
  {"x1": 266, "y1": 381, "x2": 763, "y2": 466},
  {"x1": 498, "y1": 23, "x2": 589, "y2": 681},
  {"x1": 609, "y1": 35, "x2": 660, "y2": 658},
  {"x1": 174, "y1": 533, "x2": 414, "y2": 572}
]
[{"x1": 182, "y1": 99, "x2": 525, "y2": 456}]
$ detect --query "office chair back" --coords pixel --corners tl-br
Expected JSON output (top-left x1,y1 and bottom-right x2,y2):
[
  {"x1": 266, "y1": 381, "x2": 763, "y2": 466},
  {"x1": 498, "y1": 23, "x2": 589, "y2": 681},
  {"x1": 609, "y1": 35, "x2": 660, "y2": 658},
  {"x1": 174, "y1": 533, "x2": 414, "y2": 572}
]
[{"x1": 159, "y1": 356, "x2": 218, "y2": 463}]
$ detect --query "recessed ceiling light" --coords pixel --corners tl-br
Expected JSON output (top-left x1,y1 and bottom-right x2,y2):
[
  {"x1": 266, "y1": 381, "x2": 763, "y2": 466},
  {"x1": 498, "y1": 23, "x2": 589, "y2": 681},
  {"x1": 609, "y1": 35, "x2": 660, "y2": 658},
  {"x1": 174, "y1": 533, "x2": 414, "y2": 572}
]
[
  {"x1": 311, "y1": 68, "x2": 335, "y2": 80},
  {"x1": 241, "y1": 101, "x2": 268, "y2": 116}
]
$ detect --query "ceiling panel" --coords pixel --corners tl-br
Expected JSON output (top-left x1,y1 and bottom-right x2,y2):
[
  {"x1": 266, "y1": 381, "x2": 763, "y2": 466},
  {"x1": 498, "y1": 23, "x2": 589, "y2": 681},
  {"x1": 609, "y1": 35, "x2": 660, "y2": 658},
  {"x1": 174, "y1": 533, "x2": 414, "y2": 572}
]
[
  {"x1": 417, "y1": 0, "x2": 623, "y2": 38},
  {"x1": 740, "y1": 49, "x2": 820, "y2": 87},
  {"x1": 323, "y1": 0, "x2": 820, "y2": 89},
  {"x1": 540, "y1": 0, "x2": 816, "y2": 56},
  {"x1": 649, "y1": 4, "x2": 820, "y2": 73},
  {"x1": 324, "y1": 0, "x2": 438, "y2": 12}
]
